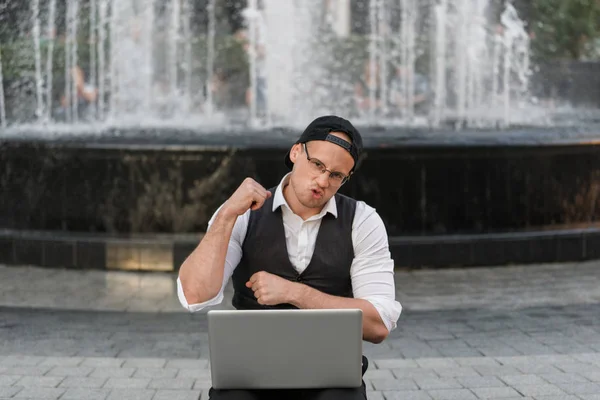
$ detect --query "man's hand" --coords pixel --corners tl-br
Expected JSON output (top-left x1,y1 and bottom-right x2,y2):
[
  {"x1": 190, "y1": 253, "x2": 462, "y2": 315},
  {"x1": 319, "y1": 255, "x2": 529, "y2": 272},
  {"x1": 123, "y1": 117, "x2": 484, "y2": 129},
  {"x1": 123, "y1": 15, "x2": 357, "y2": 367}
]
[
  {"x1": 221, "y1": 178, "x2": 272, "y2": 219},
  {"x1": 246, "y1": 271, "x2": 295, "y2": 306},
  {"x1": 246, "y1": 271, "x2": 390, "y2": 343}
]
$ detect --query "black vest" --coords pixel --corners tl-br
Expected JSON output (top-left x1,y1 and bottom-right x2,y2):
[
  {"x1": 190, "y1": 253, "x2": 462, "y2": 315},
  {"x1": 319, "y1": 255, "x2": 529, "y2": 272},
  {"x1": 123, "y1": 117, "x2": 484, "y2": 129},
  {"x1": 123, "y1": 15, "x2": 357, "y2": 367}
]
[{"x1": 231, "y1": 187, "x2": 357, "y2": 310}]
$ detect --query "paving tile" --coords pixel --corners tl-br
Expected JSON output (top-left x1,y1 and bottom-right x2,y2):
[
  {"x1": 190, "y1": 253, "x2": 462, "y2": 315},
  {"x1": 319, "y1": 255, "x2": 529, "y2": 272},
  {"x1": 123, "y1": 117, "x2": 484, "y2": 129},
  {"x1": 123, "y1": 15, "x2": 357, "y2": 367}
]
[
  {"x1": 0, "y1": 375, "x2": 21, "y2": 386},
  {"x1": 153, "y1": 390, "x2": 203, "y2": 400},
  {"x1": 176, "y1": 369, "x2": 211, "y2": 380},
  {"x1": 499, "y1": 374, "x2": 548, "y2": 386},
  {"x1": 38, "y1": 357, "x2": 84, "y2": 367},
  {"x1": 373, "y1": 359, "x2": 419, "y2": 369},
  {"x1": 369, "y1": 378, "x2": 418, "y2": 391},
  {"x1": 456, "y1": 375, "x2": 506, "y2": 389},
  {"x1": 470, "y1": 386, "x2": 522, "y2": 399},
  {"x1": 122, "y1": 359, "x2": 167, "y2": 368},
  {"x1": 0, "y1": 387, "x2": 22, "y2": 398},
  {"x1": 105, "y1": 389, "x2": 156, "y2": 400},
  {"x1": 579, "y1": 395, "x2": 600, "y2": 400},
  {"x1": 12, "y1": 387, "x2": 65, "y2": 399},
  {"x1": 13, "y1": 376, "x2": 64, "y2": 388},
  {"x1": 364, "y1": 369, "x2": 395, "y2": 379},
  {"x1": 132, "y1": 368, "x2": 178, "y2": 379},
  {"x1": 81, "y1": 359, "x2": 125, "y2": 369},
  {"x1": 512, "y1": 383, "x2": 566, "y2": 396},
  {"x1": 392, "y1": 368, "x2": 439, "y2": 380},
  {"x1": 540, "y1": 373, "x2": 589, "y2": 385},
  {"x1": 59, "y1": 377, "x2": 107, "y2": 389},
  {"x1": 365, "y1": 391, "x2": 385, "y2": 400},
  {"x1": 473, "y1": 365, "x2": 521, "y2": 376},
  {"x1": 382, "y1": 390, "x2": 433, "y2": 399},
  {"x1": 572, "y1": 354, "x2": 600, "y2": 365},
  {"x1": 413, "y1": 377, "x2": 462, "y2": 390},
  {"x1": 90, "y1": 367, "x2": 136, "y2": 379},
  {"x1": 437, "y1": 348, "x2": 483, "y2": 357},
  {"x1": 434, "y1": 367, "x2": 480, "y2": 378},
  {"x1": 426, "y1": 388, "x2": 478, "y2": 400},
  {"x1": 555, "y1": 382, "x2": 600, "y2": 395},
  {"x1": 147, "y1": 378, "x2": 195, "y2": 390},
  {"x1": 102, "y1": 378, "x2": 150, "y2": 389},
  {"x1": 59, "y1": 388, "x2": 111, "y2": 400},
  {"x1": 581, "y1": 370, "x2": 600, "y2": 382},
  {"x1": 46, "y1": 366, "x2": 94, "y2": 377},
  {"x1": 166, "y1": 360, "x2": 209, "y2": 370},
  {"x1": 514, "y1": 364, "x2": 563, "y2": 374},
  {"x1": 556, "y1": 363, "x2": 599, "y2": 374},
  {"x1": 192, "y1": 379, "x2": 212, "y2": 390},
  {"x1": 485, "y1": 398, "x2": 533, "y2": 400},
  {"x1": 1, "y1": 366, "x2": 51, "y2": 376},
  {"x1": 415, "y1": 359, "x2": 460, "y2": 369},
  {"x1": 0, "y1": 356, "x2": 45, "y2": 367},
  {"x1": 453, "y1": 358, "x2": 500, "y2": 367},
  {"x1": 478, "y1": 347, "x2": 523, "y2": 357}
]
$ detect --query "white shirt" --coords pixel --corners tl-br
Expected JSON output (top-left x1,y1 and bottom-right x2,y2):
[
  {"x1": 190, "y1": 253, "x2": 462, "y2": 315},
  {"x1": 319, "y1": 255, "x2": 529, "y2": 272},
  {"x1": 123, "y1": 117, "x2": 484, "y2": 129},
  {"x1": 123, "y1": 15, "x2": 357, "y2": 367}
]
[{"x1": 177, "y1": 174, "x2": 402, "y2": 332}]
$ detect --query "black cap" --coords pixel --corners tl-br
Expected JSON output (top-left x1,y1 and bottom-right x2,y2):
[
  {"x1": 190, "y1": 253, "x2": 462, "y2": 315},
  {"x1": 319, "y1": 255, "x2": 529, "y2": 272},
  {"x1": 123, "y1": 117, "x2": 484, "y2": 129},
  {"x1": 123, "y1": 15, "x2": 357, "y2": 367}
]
[{"x1": 284, "y1": 115, "x2": 364, "y2": 172}]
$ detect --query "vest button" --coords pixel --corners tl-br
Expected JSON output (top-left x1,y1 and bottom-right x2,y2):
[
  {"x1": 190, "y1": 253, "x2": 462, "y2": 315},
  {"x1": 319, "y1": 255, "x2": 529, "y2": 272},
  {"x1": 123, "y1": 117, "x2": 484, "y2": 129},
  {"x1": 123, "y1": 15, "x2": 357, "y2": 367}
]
[{"x1": 296, "y1": 276, "x2": 302, "y2": 282}]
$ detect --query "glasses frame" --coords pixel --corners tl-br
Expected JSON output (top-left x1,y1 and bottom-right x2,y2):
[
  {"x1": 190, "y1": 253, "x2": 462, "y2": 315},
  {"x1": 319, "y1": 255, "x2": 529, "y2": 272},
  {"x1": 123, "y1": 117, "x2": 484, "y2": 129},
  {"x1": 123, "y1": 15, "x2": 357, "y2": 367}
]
[{"x1": 302, "y1": 143, "x2": 351, "y2": 187}]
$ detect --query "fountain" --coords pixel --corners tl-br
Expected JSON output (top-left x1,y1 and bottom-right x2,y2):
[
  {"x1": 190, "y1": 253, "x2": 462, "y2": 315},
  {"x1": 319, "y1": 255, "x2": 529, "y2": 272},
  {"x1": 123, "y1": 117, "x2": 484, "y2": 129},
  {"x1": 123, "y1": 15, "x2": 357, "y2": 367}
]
[
  {"x1": 0, "y1": 0, "x2": 543, "y2": 129},
  {"x1": 0, "y1": 48, "x2": 6, "y2": 128},
  {"x1": 1, "y1": 0, "x2": 600, "y2": 271}
]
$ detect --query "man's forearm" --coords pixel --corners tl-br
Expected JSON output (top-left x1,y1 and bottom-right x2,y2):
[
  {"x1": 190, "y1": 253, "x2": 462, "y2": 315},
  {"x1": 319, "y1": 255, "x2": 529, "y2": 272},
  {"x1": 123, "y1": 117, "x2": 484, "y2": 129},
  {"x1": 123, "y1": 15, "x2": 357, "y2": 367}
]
[
  {"x1": 288, "y1": 283, "x2": 389, "y2": 344},
  {"x1": 178, "y1": 210, "x2": 237, "y2": 304}
]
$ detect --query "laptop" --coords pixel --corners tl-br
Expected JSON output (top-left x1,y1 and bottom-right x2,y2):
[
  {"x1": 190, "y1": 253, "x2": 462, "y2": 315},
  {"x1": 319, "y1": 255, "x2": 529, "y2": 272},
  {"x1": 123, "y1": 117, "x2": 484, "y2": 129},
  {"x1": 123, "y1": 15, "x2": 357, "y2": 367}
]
[{"x1": 207, "y1": 308, "x2": 363, "y2": 390}]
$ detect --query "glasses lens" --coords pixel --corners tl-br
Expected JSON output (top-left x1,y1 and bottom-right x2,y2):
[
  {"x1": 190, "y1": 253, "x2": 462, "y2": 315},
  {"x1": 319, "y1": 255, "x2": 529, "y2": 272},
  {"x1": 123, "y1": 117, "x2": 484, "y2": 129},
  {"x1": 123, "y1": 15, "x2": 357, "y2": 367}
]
[
  {"x1": 308, "y1": 158, "x2": 347, "y2": 186},
  {"x1": 329, "y1": 173, "x2": 345, "y2": 185},
  {"x1": 309, "y1": 159, "x2": 324, "y2": 173}
]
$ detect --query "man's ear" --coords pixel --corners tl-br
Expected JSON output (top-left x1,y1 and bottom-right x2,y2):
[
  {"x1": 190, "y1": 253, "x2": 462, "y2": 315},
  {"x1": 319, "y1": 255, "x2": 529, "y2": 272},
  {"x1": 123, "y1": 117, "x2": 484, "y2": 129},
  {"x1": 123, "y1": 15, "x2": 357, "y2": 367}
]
[{"x1": 289, "y1": 143, "x2": 302, "y2": 164}]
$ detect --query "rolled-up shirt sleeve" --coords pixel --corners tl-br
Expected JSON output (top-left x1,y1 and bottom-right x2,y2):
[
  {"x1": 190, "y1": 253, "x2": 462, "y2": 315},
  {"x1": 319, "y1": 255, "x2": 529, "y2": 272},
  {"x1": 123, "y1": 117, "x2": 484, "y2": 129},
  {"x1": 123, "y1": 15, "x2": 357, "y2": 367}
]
[
  {"x1": 351, "y1": 202, "x2": 402, "y2": 332},
  {"x1": 177, "y1": 276, "x2": 225, "y2": 312},
  {"x1": 177, "y1": 206, "x2": 248, "y2": 312}
]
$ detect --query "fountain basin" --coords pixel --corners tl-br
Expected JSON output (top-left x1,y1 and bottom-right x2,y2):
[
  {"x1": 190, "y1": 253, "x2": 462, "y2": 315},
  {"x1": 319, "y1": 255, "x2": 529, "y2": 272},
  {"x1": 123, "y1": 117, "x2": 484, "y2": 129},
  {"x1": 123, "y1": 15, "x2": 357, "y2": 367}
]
[{"x1": 2, "y1": 122, "x2": 600, "y2": 270}]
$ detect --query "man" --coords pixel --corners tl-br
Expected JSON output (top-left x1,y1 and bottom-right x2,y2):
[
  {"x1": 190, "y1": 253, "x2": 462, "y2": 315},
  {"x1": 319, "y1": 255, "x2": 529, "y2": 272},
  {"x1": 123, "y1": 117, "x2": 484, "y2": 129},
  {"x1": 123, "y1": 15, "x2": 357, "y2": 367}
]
[{"x1": 178, "y1": 115, "x2": 402, "y2": 400}]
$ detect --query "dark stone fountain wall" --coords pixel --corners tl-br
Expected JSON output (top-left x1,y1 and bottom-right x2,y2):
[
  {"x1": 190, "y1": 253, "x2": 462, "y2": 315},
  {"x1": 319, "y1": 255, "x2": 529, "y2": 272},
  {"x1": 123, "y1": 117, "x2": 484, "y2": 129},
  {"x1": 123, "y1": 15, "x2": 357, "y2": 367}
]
[
  {"x1": 0, "y1": 144, "x2": 257, "y2": 234},
  {"x1": 3, "y1": 140, "x2": 600, "y2": 235},
  {"x1": 2, "y1": 131, "x2": 600, "y2": 269}
]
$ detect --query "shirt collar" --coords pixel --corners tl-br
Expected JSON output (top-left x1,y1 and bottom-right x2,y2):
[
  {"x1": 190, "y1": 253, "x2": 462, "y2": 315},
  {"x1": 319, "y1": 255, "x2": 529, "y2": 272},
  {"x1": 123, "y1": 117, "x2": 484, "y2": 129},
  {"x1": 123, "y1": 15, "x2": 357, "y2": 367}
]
[{"x1": 272, "y1": 173, "x2": 338, "y2": 219}]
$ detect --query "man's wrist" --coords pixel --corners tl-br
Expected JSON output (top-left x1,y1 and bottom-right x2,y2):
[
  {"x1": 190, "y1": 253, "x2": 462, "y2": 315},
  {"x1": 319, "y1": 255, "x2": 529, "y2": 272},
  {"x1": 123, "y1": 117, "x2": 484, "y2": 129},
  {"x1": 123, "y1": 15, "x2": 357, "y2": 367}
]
[
  {"x1": 215, "y1": 206, "x2": 239, "y2": 225},
  {"x1": 288, "y1": 281, "x2": 308, "y2": 306}
]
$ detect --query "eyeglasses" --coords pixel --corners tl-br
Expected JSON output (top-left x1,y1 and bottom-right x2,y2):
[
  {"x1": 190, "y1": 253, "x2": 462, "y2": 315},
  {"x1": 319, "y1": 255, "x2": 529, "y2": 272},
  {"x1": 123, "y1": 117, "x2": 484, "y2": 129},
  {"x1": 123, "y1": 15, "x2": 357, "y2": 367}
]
[{"x1": 303, "y1": 143, "x2": 350, "y2": 187}]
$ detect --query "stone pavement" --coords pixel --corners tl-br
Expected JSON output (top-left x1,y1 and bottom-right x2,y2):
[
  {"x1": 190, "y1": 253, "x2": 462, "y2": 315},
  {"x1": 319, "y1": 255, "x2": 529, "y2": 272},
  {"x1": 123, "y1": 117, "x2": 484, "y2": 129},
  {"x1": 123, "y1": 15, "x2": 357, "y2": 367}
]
[{"x1": 0, "y1": 261, "x2": 600, "y2": 399}]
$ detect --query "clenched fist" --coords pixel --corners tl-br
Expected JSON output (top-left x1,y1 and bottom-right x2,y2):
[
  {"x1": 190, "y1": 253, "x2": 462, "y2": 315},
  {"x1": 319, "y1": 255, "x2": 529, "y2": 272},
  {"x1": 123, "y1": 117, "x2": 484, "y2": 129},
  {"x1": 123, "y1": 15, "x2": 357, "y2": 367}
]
[
  {"x1": 221, "y1": 178, "x2": 272, "y2": 218},
  {"x1": 246, "y1": 271, "x2": 295, "y2": 306}
]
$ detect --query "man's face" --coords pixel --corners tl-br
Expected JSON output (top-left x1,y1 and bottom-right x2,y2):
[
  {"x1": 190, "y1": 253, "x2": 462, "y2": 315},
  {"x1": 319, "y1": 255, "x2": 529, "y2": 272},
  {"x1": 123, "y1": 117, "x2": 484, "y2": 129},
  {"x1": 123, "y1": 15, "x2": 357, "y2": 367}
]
[{"x1": 288, "y1": 132, "x2": 355, "y2": 210}]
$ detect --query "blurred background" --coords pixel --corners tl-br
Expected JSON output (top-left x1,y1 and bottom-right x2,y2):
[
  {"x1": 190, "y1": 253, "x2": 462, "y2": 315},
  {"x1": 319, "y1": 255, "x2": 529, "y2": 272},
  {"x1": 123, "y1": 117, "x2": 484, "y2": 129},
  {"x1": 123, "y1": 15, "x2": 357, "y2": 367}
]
[
  {"x1": 0, "y1": 0, "x2": 597, "y2": 128},
  {"x1": 1, "y1": 0, "x2": 600, "y2": 271},
  {"x1": 1, "y1": 3, "x2": 600, "y2": 400}
]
